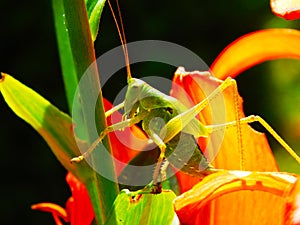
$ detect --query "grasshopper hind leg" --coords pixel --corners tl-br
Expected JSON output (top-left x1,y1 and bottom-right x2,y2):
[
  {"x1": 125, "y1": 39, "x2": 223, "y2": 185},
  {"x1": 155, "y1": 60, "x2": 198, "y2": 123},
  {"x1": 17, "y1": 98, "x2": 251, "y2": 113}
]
[
  {"x1": 151, "y1": 132, "x2": 215, "y2": 193},
  {"x1": 151, "y1": 134, "x2": 167, "y2": 191},
  {"x1": 206, "y1": 115, "x2": 300, "y2": 164},
  {"x1": 165, "y1": 132, "x2": 214, "y2": 177},
  {"x1": 151, "y1": 160, "x2": 170, "y2": 194}
]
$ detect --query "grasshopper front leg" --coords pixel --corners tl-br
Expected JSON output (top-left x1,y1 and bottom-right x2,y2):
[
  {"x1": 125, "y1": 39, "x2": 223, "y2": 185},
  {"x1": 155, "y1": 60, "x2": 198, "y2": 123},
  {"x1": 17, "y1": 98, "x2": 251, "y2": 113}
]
[
  {"x1": 105, "y1": 101, "x2": 125, "y2": 117},
  {"x1": 71, "y1": 113, "x2": 145, "y2": 163}
]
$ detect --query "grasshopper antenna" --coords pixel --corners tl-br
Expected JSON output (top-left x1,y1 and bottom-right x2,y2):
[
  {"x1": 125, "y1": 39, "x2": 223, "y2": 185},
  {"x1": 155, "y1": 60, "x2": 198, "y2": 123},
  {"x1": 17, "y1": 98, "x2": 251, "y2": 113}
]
[{"x1": 108, "y1": 0, "x2": 132, "y2": 81}]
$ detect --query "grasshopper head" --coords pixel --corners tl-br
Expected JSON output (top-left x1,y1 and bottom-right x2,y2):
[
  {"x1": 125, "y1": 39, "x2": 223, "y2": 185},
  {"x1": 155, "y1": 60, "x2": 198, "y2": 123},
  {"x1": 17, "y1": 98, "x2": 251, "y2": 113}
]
[{"x1": 123, "y1": 78, "x2": 146, "y2": 119}]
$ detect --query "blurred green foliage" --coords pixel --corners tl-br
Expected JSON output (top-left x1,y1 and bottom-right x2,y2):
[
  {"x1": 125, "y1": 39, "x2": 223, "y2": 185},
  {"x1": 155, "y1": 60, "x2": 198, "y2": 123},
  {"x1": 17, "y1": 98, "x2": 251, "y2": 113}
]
[{"x1": 0, "y1": 0, "x2": 299, "y2": 224}]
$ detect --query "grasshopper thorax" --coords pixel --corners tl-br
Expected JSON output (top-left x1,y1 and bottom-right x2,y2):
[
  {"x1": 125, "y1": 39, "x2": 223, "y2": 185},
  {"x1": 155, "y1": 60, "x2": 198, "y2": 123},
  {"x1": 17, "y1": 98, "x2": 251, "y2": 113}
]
[{"x1": 123, "y1": 77, "x2": 182, "y2": 122}]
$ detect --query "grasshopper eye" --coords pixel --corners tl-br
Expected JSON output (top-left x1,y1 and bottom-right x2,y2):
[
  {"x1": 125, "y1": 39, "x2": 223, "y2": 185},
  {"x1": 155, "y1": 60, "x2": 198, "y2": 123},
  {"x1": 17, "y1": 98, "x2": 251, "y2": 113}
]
[{"x1": 166, "y1": 107, "x2": 174, "y2": 114}]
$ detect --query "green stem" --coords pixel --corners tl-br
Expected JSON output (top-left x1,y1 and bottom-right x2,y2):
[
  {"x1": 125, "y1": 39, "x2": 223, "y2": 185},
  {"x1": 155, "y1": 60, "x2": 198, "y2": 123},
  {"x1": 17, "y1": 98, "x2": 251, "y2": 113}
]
[
  {"x1": 75, "y1": 57, "x2": 119, "y2": 224},
  {"x1": 52, "y1": 0, "x2": 119, "y2": 224},
  {"x1": 52, "y1": 0, "x2": 78, "y2": 111}
]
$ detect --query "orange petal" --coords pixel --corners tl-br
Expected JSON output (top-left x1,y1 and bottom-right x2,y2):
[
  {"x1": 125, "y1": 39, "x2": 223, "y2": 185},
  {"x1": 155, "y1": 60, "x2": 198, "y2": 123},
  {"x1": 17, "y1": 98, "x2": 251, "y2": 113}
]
[
  {"x1": 66, "y1": 172, "x2": 94, "y2": 225},
  {"x1": 31, "y1": 202, "x2": 69, "y2": 225},
  {"x1": 211, "y1": 29, "x2": 300, "y2": 80},
  {"x1": 285, "y1": 179, "x2": 300, "y2": 225},
  {"x1": 174, "y1": 172, "x2": 203, "y2": 193},
  {"x1": 171, "y1": 68, "x2": 278, "y2": 192},
  {"x1": 271, "y1": 0, "x2": 300, "y2": 20},
  {"x1": 31, "y1": 173, "x2": 94, "y2": 225},
  {"x1": 104, "y1": 98, "x2": 148, "y2": 174},
  {"x1": 171, "y1": 67, "x2": 278, "y2": 170},
  {"x1": 174, "y1": 171, "x2": 299, "y2": 225}
]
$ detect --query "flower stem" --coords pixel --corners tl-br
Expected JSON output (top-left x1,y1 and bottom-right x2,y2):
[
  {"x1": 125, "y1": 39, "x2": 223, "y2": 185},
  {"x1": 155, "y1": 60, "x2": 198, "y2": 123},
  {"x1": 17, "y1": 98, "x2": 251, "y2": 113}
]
[{"x1": 52, "y1": 0, "x2": 119, "y2": 224}]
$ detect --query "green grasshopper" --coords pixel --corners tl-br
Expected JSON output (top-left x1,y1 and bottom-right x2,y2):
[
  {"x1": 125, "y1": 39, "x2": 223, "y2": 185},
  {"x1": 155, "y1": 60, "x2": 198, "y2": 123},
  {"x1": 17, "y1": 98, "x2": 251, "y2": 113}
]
[{"x1": 71, "y1": 0, "x2": 300, "y2": 192}]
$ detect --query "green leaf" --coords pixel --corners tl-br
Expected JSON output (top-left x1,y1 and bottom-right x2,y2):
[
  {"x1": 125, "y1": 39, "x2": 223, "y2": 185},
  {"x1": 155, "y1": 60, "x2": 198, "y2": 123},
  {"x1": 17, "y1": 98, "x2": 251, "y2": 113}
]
[
  {"x1": 52, "y1": 0, "x2": 119, "y2": 224},
  {"x1": 105, "y1": 190, "x2": 178, "y2": 225},
  {"x1": 85, "y1": 0, "x2": 107, "y2": 41},
  {"x1": 0, "y1": 73, "x2": 91, "y2": 181},
  {"x1": 0, "y1": 73, "x2": 120, "y2": 225},
  {"x1": 52, "y1": 0, "x2": 79, "y2": 112},
  {"x1": 52, "y1": 0, "x2": 106, "y2": 110},
  {"x1": 52, "y1": 0, "x2": 99, "y2": 111}
]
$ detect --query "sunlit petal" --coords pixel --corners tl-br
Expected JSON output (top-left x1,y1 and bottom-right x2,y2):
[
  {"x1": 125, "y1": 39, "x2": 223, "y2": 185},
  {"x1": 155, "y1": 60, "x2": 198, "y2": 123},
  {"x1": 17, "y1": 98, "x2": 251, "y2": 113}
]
[
  {"x1": 285, "y1": 179, "x2": 300, "y2": 225},
  {"x1": 65, "y1": 172, "x2": 94, "y2": 225},
  {"x1": 31, "y1": 202, "x2": 69, "y2": 225},
  {"x1": 171, "y1": 67, "x2": 278, "y2": 170},
  {"x1": 104, "y1": 98, "x2": 148, "y2": 174},
  {"x1": 271, "y1": 0, "x2": 300, "y2": 20},
  {"x1": 211, "y1": 29, "x2": 300, "y2": 80},
  {"x1": 171, "y1": 67, "x2": 278, "y2": 192},
  {"x1": 174, "y1": 171, "x2": 299, "y2": 225}
]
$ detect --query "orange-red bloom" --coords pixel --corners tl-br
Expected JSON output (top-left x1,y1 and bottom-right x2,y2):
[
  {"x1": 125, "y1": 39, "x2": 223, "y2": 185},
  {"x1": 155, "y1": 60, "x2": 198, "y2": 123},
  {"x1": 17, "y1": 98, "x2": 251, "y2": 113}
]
[
  {"x1": 102, "y1": 99, "x2": 147, "y2": 174},
  {"x1": 32, "y1": 172, "x2": 94, "y2": 225},
  {"x1": 170, "y1": 66, "x2": 278, "y2": 192},
  {"x1": 211, "y1": 29, "x2": 300, "y2": 79},
  {"x1": 172, "y1": 28, "x2": 300, "y2": 225},
  {"x1": 174, "y1": 171, "x2": 300, "y2": 225}
]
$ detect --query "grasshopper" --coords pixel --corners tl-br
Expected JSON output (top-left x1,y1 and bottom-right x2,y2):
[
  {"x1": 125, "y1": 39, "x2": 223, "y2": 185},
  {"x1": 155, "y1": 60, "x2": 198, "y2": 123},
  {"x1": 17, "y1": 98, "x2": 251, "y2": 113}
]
[{"x1": 71, "y1": 0, "x2": 300, "y2": 192}]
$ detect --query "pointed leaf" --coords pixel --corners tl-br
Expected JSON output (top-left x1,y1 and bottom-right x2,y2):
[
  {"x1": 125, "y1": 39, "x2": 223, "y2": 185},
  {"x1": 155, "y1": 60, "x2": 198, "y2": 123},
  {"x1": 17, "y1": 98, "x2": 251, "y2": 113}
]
[
  {"x1": 0, "y1": 73, "x2": 91, "y2": 180},
  {"x1": 105, "y1": 190, "x2": 178, "y2": 225},
  {"x1": 85, "y1": 0, "x2": 107, "y2": 41}
]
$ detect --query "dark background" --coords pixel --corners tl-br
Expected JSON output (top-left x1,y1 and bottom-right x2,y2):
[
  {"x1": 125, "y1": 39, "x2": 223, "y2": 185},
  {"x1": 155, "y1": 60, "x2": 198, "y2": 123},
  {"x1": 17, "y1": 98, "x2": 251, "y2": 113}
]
[{"x1": 0, "y1": 0, "x2": 300, "y2": 224}]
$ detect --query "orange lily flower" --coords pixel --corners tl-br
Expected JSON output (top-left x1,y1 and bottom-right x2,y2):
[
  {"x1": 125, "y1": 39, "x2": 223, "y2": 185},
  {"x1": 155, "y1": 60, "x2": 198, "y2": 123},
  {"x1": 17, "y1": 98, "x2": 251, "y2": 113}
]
[
  {"x1": 174, "y1": 171, "x2": 300, "y2": 225},
  {"x1": 170, "y1": 66, "x2": 278, "y2": 192},
  {"x1": 173, "y1": 28, "x2": 300, "y2": 224},
  {"x1": 32, "y1": 172, "x2": 94, "y2": 225}
]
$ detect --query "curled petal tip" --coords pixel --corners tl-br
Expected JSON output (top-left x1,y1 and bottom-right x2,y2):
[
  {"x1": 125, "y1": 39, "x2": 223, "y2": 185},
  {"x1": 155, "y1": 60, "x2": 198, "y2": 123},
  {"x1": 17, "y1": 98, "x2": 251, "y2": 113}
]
[
  {"x1": 0, "y1": 73, "x2": 6, "y2": 83},
  {"x1": 211, "y1": 29, "x2": 300, "y2": 79},
  {"x1": 271, "y1": 0, "x2": 300, "y2": 20},
  {"x1": 31, "y1": 202, "x2": 68, "y2": 221}
]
